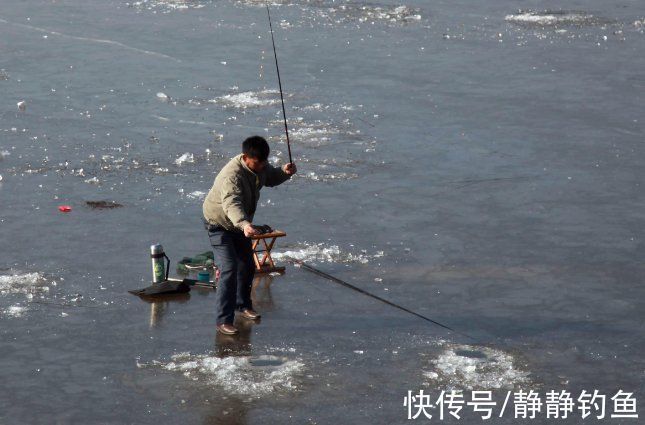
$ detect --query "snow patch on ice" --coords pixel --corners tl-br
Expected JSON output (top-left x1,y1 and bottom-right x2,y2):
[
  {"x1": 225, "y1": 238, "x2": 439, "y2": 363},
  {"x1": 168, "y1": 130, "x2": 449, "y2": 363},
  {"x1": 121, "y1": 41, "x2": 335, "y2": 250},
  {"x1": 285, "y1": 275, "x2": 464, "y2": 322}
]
[
  {"x1": 211, "y1": 90, "x2": 280, "y2": 109},
  {"x1": 272, "y1": 242, "x2": 381, "y2": 264},
  {"x1": 289, "y1": 125, "x2": 339, "y2": 144},
  {"x1": 239, "y1": 1, "x2": 421, "y2": 26},
  {"x1": 0, "y1": 272, "x2": 48, "y2": 296},
  {"x1": 3, "y1": 305, "x2": 27, "y2": 318},
  {"x1": 425, "y1": 343, "x2": 531, "y2": 390},
  {"x1": 299, "y1": 171, "x2": 359, "y2": 182},
  {"x1": 350, "y1": 4, "x2": 421, "y2": 24},
  {"x1": 130, "y1": 0, "x2": 208, "y2": 12},
  {"x1": 139, "y1": 353, "x2": 304, "y2": 396},
  {"x1": 505, "y1": 11, "x2": 605, "y2": 27}
]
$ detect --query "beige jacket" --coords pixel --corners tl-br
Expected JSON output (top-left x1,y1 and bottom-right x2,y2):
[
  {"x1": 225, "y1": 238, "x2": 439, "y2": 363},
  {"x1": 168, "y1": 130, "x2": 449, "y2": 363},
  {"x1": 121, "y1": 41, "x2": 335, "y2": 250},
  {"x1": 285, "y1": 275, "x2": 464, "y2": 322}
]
[{"x1": 203, "y1": 154, "x2": 291, "y2": 232}]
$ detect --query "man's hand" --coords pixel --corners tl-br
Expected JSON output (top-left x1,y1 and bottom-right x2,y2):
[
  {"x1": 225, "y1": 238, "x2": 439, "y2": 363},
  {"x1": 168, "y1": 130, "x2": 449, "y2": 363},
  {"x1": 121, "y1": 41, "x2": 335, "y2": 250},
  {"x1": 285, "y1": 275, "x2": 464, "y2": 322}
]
[
  {"x1": 283, "y1": 162, "x2": 297, "y2": 175},
  {"x1": 244, "y1": 223, "x2": 261, "y2": 237}
]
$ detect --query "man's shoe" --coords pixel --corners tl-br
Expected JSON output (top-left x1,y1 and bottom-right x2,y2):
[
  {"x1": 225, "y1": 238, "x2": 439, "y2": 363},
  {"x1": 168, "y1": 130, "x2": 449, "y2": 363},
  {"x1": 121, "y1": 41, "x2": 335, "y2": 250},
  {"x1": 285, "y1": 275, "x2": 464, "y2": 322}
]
[
  {"x1": 216, "y1": 323, "x2": 239, "y2": 335},
  {"x1": 239, "y1": 308, "x2": 261, "y2": 320}
]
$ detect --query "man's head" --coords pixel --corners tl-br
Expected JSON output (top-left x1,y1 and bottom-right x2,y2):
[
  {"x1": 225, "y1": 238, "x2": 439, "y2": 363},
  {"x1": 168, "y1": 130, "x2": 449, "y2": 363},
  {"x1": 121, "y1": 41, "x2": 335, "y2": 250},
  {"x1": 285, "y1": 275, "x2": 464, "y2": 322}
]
[{"x1": 242, "y1": 135, "x2": 270, "y2": 173}]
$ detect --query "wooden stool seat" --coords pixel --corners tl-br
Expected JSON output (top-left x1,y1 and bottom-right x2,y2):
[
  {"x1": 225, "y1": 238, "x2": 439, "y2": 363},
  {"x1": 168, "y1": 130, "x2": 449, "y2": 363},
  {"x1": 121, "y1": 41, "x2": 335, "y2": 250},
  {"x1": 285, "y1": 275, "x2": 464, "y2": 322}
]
[{"x1": 250, "y1": 230, "x2": 287, "y2": 274}]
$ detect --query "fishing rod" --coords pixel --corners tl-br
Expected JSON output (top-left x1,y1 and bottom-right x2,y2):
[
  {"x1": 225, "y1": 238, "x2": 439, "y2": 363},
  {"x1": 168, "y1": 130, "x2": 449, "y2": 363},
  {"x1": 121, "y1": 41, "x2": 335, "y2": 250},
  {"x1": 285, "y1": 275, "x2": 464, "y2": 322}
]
[
  {"x1": 264, "y1": 0, "x2": 293, "y2": 164},
  {"x1": 292, "y1": 259, "x2": 480, "y2": 343}
]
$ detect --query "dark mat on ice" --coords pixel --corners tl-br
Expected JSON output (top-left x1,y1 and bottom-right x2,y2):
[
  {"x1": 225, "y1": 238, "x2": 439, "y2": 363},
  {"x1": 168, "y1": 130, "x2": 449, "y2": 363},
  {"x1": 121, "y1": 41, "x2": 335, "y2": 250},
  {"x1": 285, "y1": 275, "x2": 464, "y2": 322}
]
[{"x1": 129, "y1": 279, "x2": 191, "y2": 297}]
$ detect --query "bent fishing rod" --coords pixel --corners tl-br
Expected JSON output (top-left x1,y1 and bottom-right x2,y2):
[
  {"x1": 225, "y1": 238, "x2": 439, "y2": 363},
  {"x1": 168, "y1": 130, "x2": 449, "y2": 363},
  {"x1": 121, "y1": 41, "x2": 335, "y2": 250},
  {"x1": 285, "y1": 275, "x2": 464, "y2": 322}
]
[
  {"x1": 264, "y1": 1, "x2": 293, "y2": 164},
  {"x1": 292, "y1": 259, "x2": 481, "y2": 343}
]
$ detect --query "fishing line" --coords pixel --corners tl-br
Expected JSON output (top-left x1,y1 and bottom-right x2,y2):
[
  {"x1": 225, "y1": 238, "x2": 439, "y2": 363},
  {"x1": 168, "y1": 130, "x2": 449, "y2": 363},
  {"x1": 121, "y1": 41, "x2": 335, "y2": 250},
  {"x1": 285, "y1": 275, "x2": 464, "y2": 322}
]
[
  {"x1": 292, "y1": 259, "x2": 481, "y2": 343},
  {"x1": 264, "y1": 1, "x2": 293, "y2": 164}
]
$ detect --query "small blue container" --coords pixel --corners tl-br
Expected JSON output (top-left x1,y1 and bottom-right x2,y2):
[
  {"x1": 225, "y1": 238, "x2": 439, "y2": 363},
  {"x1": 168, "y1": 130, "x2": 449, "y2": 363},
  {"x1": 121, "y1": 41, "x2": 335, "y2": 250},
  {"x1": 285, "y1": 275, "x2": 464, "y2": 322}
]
[{"x1": 198, "y1": 271, "x2": 210, "y2": 283}]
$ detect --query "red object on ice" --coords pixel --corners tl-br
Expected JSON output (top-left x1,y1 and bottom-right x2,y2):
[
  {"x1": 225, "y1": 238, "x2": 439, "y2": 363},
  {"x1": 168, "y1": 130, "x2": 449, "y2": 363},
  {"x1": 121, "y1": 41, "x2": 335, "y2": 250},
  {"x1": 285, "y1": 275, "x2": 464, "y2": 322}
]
[{"x1": 58, "y1": 205, "x2": 72, "y2": 213}]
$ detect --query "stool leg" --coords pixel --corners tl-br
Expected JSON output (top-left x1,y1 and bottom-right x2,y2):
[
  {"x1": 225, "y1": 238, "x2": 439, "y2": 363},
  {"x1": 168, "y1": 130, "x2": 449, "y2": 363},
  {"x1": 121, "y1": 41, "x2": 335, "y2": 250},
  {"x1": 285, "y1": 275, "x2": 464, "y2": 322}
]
[
  {"x1": 251, "y1": 239, "x2": 262, "y2": 271},
  {"x1": 259, "y1": 238, "x2": 271, "y2": 267},
  {"x1": 265, "y1": 237, "x2": 277, "y2": 268}
]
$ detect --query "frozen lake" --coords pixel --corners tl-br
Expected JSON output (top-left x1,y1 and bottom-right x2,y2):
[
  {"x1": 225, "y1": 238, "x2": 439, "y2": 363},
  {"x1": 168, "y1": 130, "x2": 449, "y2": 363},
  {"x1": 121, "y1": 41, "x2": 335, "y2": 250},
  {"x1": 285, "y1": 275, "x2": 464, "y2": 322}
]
[{"x1": 1, "y1": 0, "x2": 644, "y2": 423}]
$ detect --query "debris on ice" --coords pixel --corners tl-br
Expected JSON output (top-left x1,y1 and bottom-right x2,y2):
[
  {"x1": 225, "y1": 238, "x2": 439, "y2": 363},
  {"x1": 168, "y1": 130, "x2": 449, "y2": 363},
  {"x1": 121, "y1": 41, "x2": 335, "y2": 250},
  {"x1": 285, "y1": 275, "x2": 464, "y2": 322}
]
[
  {"x1": 174, "y1": 153, "x2": 194, "y2": 166},
  {"x1": 186, "y1": 190, "x2": 206, "y2": 200}
]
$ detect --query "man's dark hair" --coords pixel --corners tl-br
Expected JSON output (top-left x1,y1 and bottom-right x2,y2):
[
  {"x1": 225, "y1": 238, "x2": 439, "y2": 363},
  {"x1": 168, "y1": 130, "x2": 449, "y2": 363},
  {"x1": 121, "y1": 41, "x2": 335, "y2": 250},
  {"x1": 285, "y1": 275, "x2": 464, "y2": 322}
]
[{"x1": 242, "y1": 136, "x2": 270, "y2": 161}]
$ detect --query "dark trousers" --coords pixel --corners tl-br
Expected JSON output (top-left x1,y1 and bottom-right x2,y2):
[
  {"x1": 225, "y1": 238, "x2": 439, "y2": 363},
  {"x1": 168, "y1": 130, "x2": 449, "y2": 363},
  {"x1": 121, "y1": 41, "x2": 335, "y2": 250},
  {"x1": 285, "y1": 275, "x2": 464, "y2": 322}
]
[{"x1": 208, "y1": 227, "x2": 255, "y2": 325}]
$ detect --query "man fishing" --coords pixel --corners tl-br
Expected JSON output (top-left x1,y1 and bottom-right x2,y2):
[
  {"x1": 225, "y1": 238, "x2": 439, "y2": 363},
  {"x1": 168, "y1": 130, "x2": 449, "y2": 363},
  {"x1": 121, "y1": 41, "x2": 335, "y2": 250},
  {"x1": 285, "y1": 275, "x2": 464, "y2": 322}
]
[{"x1": 203, "y1": 136, "x2": 296, "y2": 335}]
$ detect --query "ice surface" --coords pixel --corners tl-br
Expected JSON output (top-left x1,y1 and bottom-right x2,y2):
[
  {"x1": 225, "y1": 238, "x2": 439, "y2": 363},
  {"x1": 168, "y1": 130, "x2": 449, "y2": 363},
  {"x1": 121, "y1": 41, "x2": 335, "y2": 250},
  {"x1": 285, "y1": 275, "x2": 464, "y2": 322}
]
[{"x1": 2, "y1": 0, "x2": 644, "y2": 421}]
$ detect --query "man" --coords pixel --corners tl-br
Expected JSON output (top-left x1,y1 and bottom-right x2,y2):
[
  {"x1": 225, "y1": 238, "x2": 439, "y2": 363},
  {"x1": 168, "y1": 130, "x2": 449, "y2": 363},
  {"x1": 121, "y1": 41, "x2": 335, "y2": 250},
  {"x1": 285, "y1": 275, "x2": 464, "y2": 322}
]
[{"x1": 203, "y1": 136, "x2": 296, "y2": 335}]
